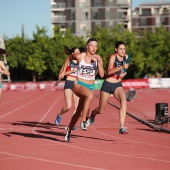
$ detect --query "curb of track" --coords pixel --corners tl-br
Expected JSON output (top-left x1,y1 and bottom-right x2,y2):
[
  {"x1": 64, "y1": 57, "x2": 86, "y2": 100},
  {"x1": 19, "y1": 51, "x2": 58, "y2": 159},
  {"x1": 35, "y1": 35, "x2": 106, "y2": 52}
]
[{"x1": 94, "y1": 94, "x2": 170, "y2": 134}]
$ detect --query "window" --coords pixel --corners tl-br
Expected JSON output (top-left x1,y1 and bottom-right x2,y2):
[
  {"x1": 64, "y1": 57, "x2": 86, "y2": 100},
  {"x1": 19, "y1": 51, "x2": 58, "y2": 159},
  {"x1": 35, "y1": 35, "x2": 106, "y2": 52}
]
[
  {"x1": 72, "y1": 11, "x2": 75, "y2": 20},
  {"x1": 108, "y1": 0, "x2": 113, "y2": 6},
  {"x1": 140, "y1": 18, "x2": 146, "y2": 26},
  {"x1": 79, "y1": 0, "x2": 86, "y2": 7},
  {"x1": 105, "y1": 9, "x2": 109, "y2": 19},
  {"x1": 95, "y1": 0, "x2": 102, "y2": 7},
  {"x1": 54, "y1": 12, "x2": 66, "y2": 22},
  {"x1": 154, "y1": 8, "x2": 159, "y2": 15},
  {"x1": 161, "y1": 17, "x2": 166, "y2": 25},
  {"x1": 109, "y1": 21, "x2": 113, "y2": 28},
  {"x1": 117, "y1": 0, "x2": 128, "y2": 6},
  {"x1": 83, "y1": 12, "x2": 88, "y2": 20},
  {"x1": 142, "y1": 9, "x2": 151, "y2": 15},
  {"x1": 117, "y1": 12, "x2": 124, "y2": 19},
  {"x1": 162, "y1": 8, "x2": 169, "y2": 14},
  {"x1": 156, "y1": 16, "x2": 160, "y2": 26},
  {"x1": 80, "y1": 24, "x2": 86, "y2": 34},
  {"x1": 92, "y1": 11, "x2": 98, "y2": 19},
  {"x1": 67, "y1": 0, "x2": 72, "y2": 7}
]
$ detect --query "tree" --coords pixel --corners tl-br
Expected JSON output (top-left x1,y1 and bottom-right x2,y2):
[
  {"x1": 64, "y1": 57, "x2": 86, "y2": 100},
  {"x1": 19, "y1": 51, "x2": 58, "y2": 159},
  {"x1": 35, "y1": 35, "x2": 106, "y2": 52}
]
[
  {"x1": 138, "y1": 26, "x2": 170, "y2": 78},
  {"x1": 4, "y1": 25, "x2": 170, "y2": 81}
]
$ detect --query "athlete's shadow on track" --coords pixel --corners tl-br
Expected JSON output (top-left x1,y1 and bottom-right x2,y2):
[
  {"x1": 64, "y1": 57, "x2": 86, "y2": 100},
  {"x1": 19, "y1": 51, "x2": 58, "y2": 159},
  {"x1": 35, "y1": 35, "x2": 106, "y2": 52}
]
[
  {"x1": 2, "y1": 121, "x2": 115, "y2": 142},
  {"x1": 2, "y1": 131, "x2": 64, "y2": 141},
  {"x1": 11, "y1": 121, "x2": 60, "y2": 129},
  {"x1": 136, "y1": 128, "x2": 168, "y2": 133},
  {"x1": 36, "y1": 130, "x2": 114, "y2": 142},
  {"x1": 2, "y1": 121, "x2": 67, "y2": 142},
  {"x1": 2, "y1": 130, "x2": 114, "y2": 142}
]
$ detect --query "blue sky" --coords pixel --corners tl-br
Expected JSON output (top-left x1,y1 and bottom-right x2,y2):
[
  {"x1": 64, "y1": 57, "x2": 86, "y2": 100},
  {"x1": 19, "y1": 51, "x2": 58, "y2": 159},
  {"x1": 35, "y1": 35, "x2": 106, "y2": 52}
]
[
  {"x1": 0, "y1": 0, "x2": 159, "y2": 39},
  {"x1": 0, "y1": 0, "x2": 51, "y2": 38}
]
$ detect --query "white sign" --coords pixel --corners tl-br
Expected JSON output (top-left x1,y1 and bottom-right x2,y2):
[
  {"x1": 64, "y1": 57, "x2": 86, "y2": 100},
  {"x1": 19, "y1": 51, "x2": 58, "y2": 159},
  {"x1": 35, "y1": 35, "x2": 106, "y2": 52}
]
[{"x1": 148, "y1": 78, "x2": 170, "y2": 88}]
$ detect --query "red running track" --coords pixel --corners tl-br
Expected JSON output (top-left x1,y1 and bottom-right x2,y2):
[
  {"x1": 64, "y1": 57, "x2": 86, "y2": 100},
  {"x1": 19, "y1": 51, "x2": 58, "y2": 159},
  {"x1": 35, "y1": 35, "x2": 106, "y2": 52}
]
[{"x1": 0, "y1": 89, "x2": 170, "y2": 170}]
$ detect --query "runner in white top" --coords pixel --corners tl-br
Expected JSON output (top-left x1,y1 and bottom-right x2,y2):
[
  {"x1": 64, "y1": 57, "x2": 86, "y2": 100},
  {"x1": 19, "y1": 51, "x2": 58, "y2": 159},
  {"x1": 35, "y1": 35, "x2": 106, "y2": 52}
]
[
  {"x1": 59, "y1": 38, "x2": 104, "y2": 142},
  {"x1": 77, "y1": 55, "x2": 97, "y2": 81}
]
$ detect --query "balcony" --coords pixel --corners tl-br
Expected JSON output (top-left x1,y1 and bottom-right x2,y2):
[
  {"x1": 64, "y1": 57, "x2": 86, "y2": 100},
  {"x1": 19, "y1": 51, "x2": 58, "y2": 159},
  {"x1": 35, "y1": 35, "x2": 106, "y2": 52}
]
[
  {"x1": 51, "y1": 3, "x2": 65, "y2": 9},
  {"x1": 117, "y1": 3, "x2": 129, "y2": 7},
  {"x1": 52, "y1": 16, "x2": 66, "y2": 22}
]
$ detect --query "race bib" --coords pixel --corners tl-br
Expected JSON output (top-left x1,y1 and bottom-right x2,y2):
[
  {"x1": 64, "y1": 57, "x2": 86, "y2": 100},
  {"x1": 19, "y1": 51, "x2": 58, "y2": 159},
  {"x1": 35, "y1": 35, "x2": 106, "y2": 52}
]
[{"x1": 80, "y1": 66, "x2": 95, "y2": 77}]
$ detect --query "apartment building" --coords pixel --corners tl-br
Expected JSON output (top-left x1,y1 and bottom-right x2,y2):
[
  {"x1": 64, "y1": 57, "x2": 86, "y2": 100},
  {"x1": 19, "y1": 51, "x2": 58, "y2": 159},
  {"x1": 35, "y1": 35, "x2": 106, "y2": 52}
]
[
  {"x1": 132, "y1": 1, "x2": 170, "y2": 33},
  {"x1": 51, "y1": 0, "x2": 132, "y2": 37}
]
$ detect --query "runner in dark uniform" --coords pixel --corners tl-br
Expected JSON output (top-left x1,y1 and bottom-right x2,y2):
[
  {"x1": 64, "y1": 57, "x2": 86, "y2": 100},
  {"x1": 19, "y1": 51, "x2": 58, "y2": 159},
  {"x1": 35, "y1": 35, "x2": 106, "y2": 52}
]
[
  {"x1": 89, "y1": 41, "x2": 130, "y2": 134},
  {"x1": 55, "y1": 46, "x2": 80, "y2": 129}
]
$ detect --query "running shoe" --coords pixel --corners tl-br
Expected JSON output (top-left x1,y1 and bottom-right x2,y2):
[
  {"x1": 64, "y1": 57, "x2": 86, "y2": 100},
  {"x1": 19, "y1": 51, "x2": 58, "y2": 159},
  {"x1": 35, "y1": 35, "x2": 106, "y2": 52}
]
[
  {"x1": 65, "y1": 130, "x2": 71, "y2": 142},
  {"x1": 89, "y1": 110, "x2": 95, "y2": 125},
  {"x1": 65, "y1": 126, "x2": 76, "y2": 131},
  {"x1": 80, "y1": 121, "x2": 88, "y2": 131},
  {"x1": 119, "y1": 128, "x2": 128, "y2": 134},
  {"x1": 55, "y1": 115, "x2": 61, "y2": 125},
  {"x1": 72, "y1": 126, "x2": 76, "y2": 130},
  {"x1": 86, "y1": 119, "x2": 90, "y2": 127}
]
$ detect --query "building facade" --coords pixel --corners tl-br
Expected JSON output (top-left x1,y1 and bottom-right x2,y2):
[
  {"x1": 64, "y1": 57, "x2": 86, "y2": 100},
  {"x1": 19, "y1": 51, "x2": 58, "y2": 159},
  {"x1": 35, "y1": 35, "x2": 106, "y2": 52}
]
[
  {"x1": 132, "y1": 1, "x2": 170, "y2": 33},
  {"x1": 51, "y1": 0, "x2": 132, "y2": 37}
]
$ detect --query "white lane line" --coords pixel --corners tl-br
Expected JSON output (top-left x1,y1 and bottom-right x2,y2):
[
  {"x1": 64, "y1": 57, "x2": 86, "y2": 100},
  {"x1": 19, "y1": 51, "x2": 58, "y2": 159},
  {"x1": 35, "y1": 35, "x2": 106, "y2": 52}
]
[
  {"x1": 1, "y1": 91, "x2": 106, "y2": 169},
  {"x1": 0, "y1": 93, "x2": 37, "y2": 106},
  {"x1": 0, "y1": 93, "x2": 49, "y2": 119},
  {"x1": 91, "y1": 126, "x2": 170, "y2": 149},
  {"x1": 32, "y1": 93, "x2": 63, "y2": 132},
  {"x1": 42, "y1": 137, "x2": 170, "y2": 163},
  {"x1": 32, "y1": 98, "x2": 170, "y2": 164},
  {"x1": 0, "y1": 128, "x2": 13, "y2": 130},
  {"x1": 0, "y1": 151, "x2": 106, "y2": 170},
  {"x1": 2, "y1": 91, "x2": 169, "y2": 168}
]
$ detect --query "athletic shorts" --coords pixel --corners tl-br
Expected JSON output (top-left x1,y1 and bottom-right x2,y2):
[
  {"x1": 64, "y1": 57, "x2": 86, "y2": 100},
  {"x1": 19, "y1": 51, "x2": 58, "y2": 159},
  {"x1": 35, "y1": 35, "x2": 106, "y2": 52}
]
[
  {"x1": 101, "y1": 80, "x2": 122, "y2": 94},
  {"x1": 0, "y1": 83, "x2": 2, "y2": 88},
  {"x1": 64, "y1": 80, "x2": 75, "y2": 90},
  {"x1": 77, "y1": 80, "x2": 94, "y2": 91}
]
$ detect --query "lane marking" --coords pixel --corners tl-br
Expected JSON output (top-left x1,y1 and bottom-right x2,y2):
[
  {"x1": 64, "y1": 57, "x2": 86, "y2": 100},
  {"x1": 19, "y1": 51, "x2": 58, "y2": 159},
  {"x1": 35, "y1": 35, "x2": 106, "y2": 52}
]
[
  {"x1": 91, "y1": 126, "x2": 170, "y2": 149},
  {"x1": 0, "y1": 93, "x2": 49, "y2": 119},
  {"x1": 0, "y1": 151, "x2": 106, "y2": 170},
  {"x1": 31, "y1": 91, "x2": 170, "y2": 165},
  {"x1": 1, "y1": 90, "x2": 170, "y2": 169},
  {"x1": 32, "y1": 93, "x2": 63, "y2": 132},
  {"x1": 0, "y1": 93, "x2": 38, "y2": 106}
]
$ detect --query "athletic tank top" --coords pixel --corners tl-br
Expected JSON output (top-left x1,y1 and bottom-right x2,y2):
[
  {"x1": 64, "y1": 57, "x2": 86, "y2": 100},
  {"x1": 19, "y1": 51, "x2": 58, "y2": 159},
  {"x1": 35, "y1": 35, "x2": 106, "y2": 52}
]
[
  {"x1": 66, "y1": 60, "x2": 78, "y2": 78},
  {"x1": 110, "y1": 55, "x2": 126, "y2": 79},
  {"x1": 77, "y1": 55, "x2": 97, "y2": 81}
]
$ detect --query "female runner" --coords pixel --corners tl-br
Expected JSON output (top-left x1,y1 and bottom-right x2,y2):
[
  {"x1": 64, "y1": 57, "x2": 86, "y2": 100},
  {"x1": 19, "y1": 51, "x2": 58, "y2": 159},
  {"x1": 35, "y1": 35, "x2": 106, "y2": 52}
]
[
  {"x1": 61, "y1": 38, "x2": 105, "y2": 142},
  {"x1": 89, "y1": 41, "x2": 129, "y2": 134}
]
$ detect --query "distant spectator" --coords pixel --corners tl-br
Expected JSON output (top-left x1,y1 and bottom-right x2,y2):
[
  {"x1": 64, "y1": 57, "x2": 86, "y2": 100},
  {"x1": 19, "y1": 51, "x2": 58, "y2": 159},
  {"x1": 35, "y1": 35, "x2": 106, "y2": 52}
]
[{"x1": 143, "y1": 74, "x2": 148, "y2": 79}]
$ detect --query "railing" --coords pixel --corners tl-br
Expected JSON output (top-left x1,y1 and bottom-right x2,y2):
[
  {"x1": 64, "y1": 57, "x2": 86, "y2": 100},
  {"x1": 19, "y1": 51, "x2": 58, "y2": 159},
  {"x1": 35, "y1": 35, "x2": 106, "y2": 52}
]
[
  {"x1": 52, "y1": 16, "x2": 66, "y2": 22},
  {"x1": 51, "y1": 3, "x2": 65, "y2": 9}
]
